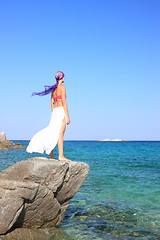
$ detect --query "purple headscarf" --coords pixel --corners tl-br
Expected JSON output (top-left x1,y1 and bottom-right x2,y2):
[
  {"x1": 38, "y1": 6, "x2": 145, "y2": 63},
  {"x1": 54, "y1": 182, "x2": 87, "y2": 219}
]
[{"x1": 32, "y1": 71, "x2": 65, "y2": 96}]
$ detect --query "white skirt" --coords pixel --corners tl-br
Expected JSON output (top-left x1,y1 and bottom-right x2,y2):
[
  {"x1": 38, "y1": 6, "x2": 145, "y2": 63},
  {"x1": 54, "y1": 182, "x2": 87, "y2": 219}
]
[{"x1": 26, "y1": 107, "x2": 66, "y2": 155}]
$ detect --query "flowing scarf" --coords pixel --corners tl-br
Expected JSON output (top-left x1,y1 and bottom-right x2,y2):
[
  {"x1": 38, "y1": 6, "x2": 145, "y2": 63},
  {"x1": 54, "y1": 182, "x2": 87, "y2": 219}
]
[{"x1": 32, "y1": 71, "x2": 65, "y2": 96}]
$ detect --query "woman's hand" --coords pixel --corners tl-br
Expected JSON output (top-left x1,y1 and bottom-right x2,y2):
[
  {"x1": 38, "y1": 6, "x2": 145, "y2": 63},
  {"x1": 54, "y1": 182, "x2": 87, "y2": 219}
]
[{"x1": 66, "y1": 117, "x2": 71, "y2": 125}]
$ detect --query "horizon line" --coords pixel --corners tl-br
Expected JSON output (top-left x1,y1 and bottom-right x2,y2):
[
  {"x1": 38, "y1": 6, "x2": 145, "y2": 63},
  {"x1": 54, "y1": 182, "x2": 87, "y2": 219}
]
[{"x1": 11, "y1": 139, "x2": 160, "y2": 142}]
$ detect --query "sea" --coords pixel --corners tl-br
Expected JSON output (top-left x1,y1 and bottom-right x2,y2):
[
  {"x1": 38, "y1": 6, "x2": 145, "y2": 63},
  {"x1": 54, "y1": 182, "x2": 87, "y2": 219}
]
[{"x1": 0, "y1": 140, "x2": 160, "y2": 240}]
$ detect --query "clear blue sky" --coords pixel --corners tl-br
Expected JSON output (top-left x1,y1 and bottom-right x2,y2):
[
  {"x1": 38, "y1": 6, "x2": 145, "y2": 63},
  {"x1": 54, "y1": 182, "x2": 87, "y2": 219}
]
[{"x1": 0, "y1": 0, "x2": 160, "y2": 140}]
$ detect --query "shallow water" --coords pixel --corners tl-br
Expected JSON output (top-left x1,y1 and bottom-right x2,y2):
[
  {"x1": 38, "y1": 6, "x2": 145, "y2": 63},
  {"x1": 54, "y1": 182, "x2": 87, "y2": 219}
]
[{"x1": 0, "y1": 140, "x2": 160, "y2": 239}]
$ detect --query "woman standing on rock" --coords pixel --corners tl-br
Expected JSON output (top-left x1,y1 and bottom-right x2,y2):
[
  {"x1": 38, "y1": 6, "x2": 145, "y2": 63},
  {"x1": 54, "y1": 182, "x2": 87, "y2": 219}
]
[{"x1": 26, "y1": 71, "x2": 71, "y2": 161}]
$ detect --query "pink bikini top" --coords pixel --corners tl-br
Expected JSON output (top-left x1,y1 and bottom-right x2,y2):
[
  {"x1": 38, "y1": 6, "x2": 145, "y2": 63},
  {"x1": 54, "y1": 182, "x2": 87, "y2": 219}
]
[{"x1": 53, "y1": 94, "x2": 67, "y2": 102}]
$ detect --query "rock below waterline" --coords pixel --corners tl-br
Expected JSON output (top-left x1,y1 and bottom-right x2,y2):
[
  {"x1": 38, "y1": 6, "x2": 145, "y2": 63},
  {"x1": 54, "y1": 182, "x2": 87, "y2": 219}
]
[{"x1": 0, "y1": 227, "x2": 65, "y2": 240}]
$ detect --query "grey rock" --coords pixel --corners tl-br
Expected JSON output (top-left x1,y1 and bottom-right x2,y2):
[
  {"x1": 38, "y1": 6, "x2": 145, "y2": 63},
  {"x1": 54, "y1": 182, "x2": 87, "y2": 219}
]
[
  {"x1": 0, "y1": 132, "x2": 25, "y2": 150},
  {"x1": 0, "y1": 132, "x2": 6, "y2": 143},
  {"x1": 0, "y1": 157, "x2": 89, "y2": 235}
]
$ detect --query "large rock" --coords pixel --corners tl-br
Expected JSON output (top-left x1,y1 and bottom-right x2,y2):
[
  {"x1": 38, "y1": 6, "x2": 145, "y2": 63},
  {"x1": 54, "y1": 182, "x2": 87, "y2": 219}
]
[
  {"x1": 0, "y1": 132, "x2": 25, "y2": 149},
  {"x1": 0, "y1": 157, "x2": 89, "y2": 235}
]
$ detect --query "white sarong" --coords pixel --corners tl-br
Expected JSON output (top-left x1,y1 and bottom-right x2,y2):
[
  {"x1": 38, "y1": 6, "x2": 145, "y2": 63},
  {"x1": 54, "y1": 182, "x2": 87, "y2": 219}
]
[{"x1": 26, "y1": 107, "x2": 66, "y2": 155}]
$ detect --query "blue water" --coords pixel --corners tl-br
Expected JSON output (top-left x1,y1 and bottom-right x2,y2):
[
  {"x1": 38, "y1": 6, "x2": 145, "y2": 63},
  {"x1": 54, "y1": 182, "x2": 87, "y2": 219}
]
[{"x1": 0, "y1": 141, "x2": 160, "y2": 239}]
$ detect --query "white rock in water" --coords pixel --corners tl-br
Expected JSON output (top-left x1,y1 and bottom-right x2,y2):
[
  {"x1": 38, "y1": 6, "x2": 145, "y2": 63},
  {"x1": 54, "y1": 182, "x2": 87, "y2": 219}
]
[
  {"x1": 112, "y1": 138, "x2": 121, "y2": 141},
  {"x1": 0, "y1": 132, "x2": 6, "y2": 142}
]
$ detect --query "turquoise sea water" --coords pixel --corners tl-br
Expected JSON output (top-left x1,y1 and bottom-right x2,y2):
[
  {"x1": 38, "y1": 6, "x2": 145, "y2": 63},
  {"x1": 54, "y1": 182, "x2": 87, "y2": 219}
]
[{"x1": 0, "y1": 141, "x2": 160, "y2": 239}]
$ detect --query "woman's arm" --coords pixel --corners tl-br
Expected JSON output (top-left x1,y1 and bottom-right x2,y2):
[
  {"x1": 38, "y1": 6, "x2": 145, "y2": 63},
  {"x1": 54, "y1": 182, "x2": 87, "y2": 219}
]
[{"x1": 61, "y1": 85, "x2": 70, "y2": 124}]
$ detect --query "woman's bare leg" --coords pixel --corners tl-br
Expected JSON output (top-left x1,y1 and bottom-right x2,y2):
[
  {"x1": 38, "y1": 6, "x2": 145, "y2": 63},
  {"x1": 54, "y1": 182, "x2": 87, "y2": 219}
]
[
  {"x1": 50, "y1": 149, "x2": 54, "y2": 159},
  {"x1": 58, "y1": 118, "x2": 71, "y2": 161}
]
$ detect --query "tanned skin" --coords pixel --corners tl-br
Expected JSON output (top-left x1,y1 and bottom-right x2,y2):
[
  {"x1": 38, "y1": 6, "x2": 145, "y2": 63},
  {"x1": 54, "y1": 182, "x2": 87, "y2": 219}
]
[{"x1": 50, "y1": 77, "x2": 71, "y2": 161}]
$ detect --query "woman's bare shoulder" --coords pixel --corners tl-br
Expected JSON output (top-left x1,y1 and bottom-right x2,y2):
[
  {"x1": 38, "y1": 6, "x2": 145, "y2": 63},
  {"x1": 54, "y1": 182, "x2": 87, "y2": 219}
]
[{"x1": 60, "y1": 85, "x2": 66, "y2": 92}]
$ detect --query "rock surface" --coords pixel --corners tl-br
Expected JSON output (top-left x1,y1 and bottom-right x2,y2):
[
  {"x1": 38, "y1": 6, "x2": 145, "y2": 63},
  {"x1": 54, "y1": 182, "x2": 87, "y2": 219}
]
[
  {"x1": 0, "y1": 132, "x2": 6, "y2": 143},
  {"x1": 0, "y1": 132, "x2": 25, "y2": 149},
  {"x1": 0, "y1": 157, "x2": 89, "y2": 235}
]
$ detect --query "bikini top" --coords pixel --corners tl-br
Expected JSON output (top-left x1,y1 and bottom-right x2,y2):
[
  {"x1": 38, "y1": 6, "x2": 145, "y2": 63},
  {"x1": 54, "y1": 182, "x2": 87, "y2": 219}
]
[{"x1": 52, "y1": 94, "x2": 67, "y2": 102}]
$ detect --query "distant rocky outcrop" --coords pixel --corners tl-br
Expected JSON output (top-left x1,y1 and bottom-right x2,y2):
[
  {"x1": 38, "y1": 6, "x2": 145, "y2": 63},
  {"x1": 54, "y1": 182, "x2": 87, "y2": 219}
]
[
  {"x1": 0, "y1": 157, "x2": 89, "y2": 236},
  {"x1": 0, "y1": 132, "x2": 25, "y2": 150},
  {"x1": 98, "y1": 138, "x2": 130, "y2": 142}
]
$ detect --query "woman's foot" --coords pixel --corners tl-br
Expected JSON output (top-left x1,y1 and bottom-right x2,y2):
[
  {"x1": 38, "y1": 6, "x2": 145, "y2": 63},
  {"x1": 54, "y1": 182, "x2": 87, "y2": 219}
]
[{"x1": 58, "y1": 156, "x2": 71, "y2": 162}]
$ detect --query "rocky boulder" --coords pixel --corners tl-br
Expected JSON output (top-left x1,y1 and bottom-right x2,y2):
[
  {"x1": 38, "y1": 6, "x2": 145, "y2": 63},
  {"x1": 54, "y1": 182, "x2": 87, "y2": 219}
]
[
  {"x1": 0, "y1": 132, "x2": 6, "y2": 142},
  {"x1": 0, "y1": 132, "x2": 25, "y2": 150},
  {"x1": 0, "y1": 157, "x2": 89, "y2": 235}
]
